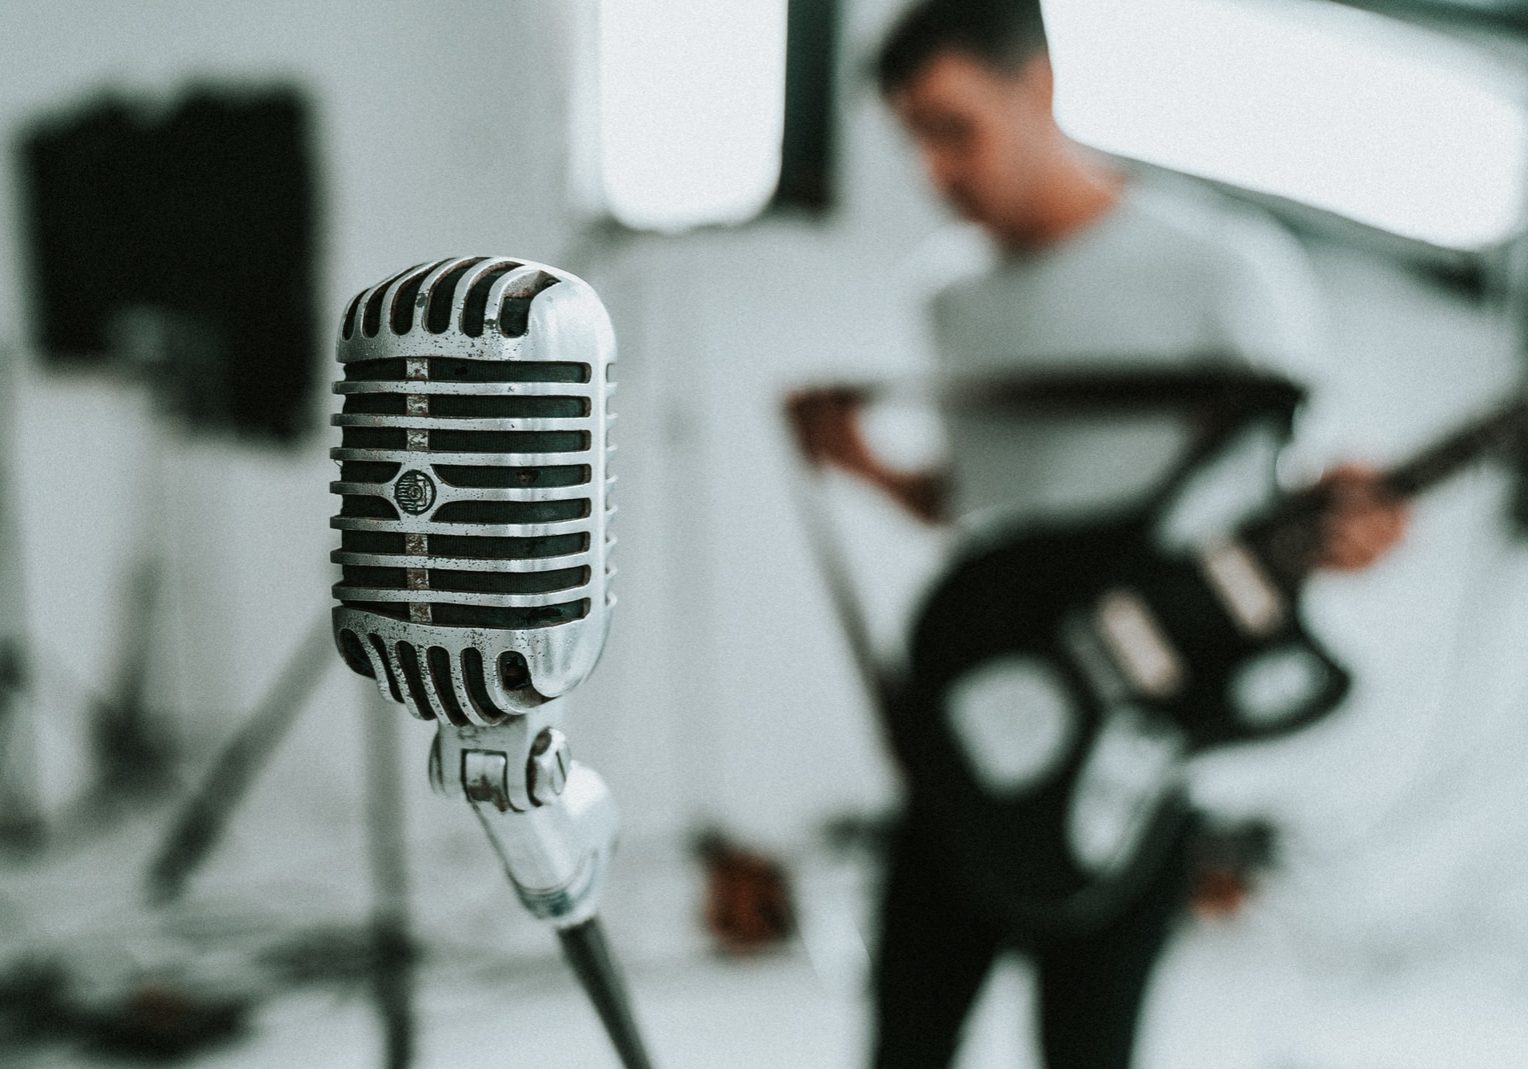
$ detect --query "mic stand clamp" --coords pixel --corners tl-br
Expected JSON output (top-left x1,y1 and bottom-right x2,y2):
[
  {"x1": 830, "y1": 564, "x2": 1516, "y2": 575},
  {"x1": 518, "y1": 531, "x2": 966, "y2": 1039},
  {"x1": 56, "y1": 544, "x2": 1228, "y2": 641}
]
[
  {"x1": 427, "y1": 705, "x2": 615, "y2": 927},
  {"x1": 427, "y1": 704, "x2": 655, "y2": 1069}
]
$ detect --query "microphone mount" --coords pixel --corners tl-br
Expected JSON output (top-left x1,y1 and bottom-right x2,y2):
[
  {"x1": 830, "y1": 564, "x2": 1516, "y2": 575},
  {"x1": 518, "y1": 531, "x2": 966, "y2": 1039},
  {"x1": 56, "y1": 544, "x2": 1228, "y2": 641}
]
[{"x1": 428, "y1": 707, "x2": 653, "y2": 1069}]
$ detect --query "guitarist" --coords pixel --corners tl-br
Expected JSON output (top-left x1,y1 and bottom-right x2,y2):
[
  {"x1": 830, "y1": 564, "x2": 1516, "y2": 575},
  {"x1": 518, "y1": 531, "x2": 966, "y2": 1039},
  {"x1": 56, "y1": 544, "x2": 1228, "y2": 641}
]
[{"x1": 789, "y1": 1, "x2": 1409, "y2": 1066}]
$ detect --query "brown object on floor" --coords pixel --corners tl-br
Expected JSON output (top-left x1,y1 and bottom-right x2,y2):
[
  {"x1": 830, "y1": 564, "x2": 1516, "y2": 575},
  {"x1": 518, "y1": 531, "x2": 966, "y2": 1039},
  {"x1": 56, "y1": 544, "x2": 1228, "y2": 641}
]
[
  {"x1": 1190, "y1": 820, "x2": 1277, "y2": 920},
  {"x1": 695, "y1": 830, "x2": 795, "y2": 955}
]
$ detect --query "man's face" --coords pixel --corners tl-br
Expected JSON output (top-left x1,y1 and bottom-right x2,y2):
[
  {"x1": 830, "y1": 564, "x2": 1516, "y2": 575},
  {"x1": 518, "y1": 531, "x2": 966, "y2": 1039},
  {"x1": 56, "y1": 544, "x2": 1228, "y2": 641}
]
[{"x1": 889, "y1": 49, "x2": 1053, "y2": 239}]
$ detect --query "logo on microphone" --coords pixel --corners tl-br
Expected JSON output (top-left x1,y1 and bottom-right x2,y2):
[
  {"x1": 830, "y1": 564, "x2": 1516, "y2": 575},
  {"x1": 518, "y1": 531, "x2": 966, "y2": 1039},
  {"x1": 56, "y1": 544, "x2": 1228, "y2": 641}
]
[{"x1": 394, "y1": 470, "x2": 437, "y2": 515}]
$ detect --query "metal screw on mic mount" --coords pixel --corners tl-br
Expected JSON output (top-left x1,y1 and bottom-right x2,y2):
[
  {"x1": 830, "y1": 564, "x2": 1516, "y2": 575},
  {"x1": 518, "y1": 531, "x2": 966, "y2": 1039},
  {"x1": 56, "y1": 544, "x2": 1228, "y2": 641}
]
[
  {"x1": 529, "y1": 728, "x2": 572, "y2": 804},
  {"x1": 331, "y1": 257, "x2": 653, "y2": 1069}
]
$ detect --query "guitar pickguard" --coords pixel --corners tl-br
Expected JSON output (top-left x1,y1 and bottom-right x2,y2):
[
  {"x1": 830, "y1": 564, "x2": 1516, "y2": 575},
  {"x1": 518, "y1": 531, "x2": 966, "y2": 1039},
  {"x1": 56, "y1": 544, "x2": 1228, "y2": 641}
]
[
  {"x1": 943, "y1": 654, "x2": 1079, "y2": 795},
  {"x1": 1067, "y1": 704, "x2": 1186, "y2": 878},
  {"x1": 901, "y1": 513, "x2": 1348, "y2": 934}
]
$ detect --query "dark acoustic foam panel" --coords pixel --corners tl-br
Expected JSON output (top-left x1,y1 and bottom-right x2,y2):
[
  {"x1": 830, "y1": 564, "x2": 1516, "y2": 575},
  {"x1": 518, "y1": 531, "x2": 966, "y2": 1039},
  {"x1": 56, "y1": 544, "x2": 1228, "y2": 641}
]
[{"x1": 18, "y1": 86, "x2": 318, "y2": 443}]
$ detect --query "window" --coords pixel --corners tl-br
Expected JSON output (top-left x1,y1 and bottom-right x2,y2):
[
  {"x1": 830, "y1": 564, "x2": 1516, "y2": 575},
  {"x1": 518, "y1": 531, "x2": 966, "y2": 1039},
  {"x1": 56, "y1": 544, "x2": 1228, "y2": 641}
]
[
  {"x1": 597, "y1": 0, "x2": 790, "y2": 232},
  {"x1": 1045, "y1": 0, "x2": 1528, "y2": 249}
]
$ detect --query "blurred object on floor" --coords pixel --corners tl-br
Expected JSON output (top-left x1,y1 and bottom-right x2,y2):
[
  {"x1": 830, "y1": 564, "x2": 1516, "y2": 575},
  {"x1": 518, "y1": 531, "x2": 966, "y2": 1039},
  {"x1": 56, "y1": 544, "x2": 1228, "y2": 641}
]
[
  {"x1": 695, "y1": 828, "x2": 796, "y2": 956},
  {"x1": 0, "y1": 953, "x2": 249, "y2": 1062},
  {"x1": 1190, "y1": 819, "x2": 1278, "y2": 921}
]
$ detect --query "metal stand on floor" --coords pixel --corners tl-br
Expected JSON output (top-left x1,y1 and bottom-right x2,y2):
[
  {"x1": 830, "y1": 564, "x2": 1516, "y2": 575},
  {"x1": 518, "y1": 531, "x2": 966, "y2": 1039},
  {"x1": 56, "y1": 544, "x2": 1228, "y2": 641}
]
[
  {"x1": 0, "y1": 638, "x2": 43, "y2": 851},
  {"x1": 0, "y1": 347, "x2": 41, "y2": 852},
  {"x1": 144, "y1": 612, "x2": 418, "y2": 1069},
  {"x1": 148, "y1": 612, "x2": 658, "y2": 1067},
  {"x1": 146, "y1": 615, "x2": 336, "y2": 902}
]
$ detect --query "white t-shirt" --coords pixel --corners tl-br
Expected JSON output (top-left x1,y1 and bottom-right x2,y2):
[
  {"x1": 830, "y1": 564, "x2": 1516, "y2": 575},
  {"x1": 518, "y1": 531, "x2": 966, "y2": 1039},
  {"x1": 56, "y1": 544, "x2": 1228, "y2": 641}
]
[{"x1": 927, "y1": 174, "x2": 1326, "y2": 540}]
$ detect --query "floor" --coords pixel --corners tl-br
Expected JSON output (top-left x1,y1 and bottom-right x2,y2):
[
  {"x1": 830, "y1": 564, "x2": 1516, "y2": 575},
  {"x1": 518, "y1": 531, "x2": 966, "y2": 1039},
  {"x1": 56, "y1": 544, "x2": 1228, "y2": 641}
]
[{"x1": 4, "y1": 775, "x2": 1528, "y2": 1069}]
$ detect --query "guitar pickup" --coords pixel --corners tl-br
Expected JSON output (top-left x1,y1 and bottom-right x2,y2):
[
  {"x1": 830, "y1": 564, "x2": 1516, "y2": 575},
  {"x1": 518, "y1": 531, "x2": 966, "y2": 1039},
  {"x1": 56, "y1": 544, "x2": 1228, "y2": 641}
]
[
  {"x1": 1197, "y1": 540, "x2": 1286, "y2": 638},
  {"x1": 1093, "y1": 591, "x2": 1185, "y2": 699}
]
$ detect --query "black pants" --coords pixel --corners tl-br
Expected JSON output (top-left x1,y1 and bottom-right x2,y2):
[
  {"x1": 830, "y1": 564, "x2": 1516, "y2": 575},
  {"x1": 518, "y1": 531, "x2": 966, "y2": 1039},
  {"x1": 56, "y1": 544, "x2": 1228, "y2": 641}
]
[{"x1": 870, "y1": 815, "x2": 1191, "y2": 1069}]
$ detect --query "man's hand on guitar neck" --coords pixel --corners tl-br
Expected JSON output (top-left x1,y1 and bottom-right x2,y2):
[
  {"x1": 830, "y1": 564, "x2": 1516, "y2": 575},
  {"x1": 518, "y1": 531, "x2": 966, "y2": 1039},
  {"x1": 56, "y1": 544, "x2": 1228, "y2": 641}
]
[
  {"x1": 1314, "y1": 463, "x2": 1411, "y2": 572},
  {"x1": 786, "y1": 387, "x2": 949, "y2": 525}
]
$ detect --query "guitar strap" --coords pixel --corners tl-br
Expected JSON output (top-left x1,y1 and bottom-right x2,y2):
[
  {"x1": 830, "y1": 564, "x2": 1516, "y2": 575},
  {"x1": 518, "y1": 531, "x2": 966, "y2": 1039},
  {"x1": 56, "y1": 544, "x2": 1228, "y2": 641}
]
[{"x1": 1131, "y1": 371, "x2": 1306, "y2": 528}]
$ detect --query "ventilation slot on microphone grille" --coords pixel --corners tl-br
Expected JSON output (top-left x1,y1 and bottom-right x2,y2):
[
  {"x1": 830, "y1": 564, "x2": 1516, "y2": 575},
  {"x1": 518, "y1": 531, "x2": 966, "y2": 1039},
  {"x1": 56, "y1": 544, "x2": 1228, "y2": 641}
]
[
  {"x1": 426, "y1": 259, "x2": 489, "y2": 334},
  {"x1": 341, "y1": 497, "x2": 399, "y2": 520},
  {"x1": 429, "y1": 395, "x2": 588, "y2": 419},
  {"x1": 342, "y1": 291, "x2": 365, "y2": 340},
  {"x1": 342, "y1": 393, "x2": 407, "y2": 416},
  {"x1": 435, "y1": 464, "x2": 589, "y2": 489},
  {"x1": 426, "y1": 646, "x2": 469, "y2": 725},
  {"x1": 338, "y1": 629, "x2": 374, "y2": 678},
  {"x1": 340, "y1": 531, "x2": 406, "y2": 555},
  {"x1": 368, "y1": 634, "x2": 404, "y2": 704},
  {"x1": 498, "y1": 271, "x2": 560, "y2": 337},
  {"x1": 338, "y1": 565, "x2": 587, "y2": 596},
  {"x1": 395, "y1": 641, "x2": 438, "y2": 720},
  {"x1": 341, "y1": 427, "x2": 407, "y2": 451},
  {"x1": 343, "y1": 357, "x2": 590, "y2": 384},
  {"x1": 461, "y1": 647, "x2": 505, "y2": 721},
  {"x1": 428, "y1": 566, "x2": 589, "y2": 595},
  {"x1": 432, "y1": 500, "x2": 589, "y2": 525},
  {"x1": 389, "y1": 269, "x2": 430, "y2": 335},
  {"x1": 341, "y1": 566, "x2": 408, "y2": 589},
  {"x1": 343, "y1": 358, "x2": 408, "y2": 382},
  {"x1": 427, "y1": 429, "x2": 589, "y2": 454},
  {"x1": 341, "y1": 530, "x2": 588, "y2": 560},
  {"x1": 433, "y1": 601, "x2": 589, "y2": 629},
  {"x1": 428, "y1": 532, "x2": 589, "y2": 560},
  {"x1": 461, "y1": 262, "x2": 521, "y2": 337},
  {"x1": 340, "y1": 462, "x2": 401, "y2": 484},
  {"x1": 361, "y1": 262, "x2": 420, "y2": 339}
]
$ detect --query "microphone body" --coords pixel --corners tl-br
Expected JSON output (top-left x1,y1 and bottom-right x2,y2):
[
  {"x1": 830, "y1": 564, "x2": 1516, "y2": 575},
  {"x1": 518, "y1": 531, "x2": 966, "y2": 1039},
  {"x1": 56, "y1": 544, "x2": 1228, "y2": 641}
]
[
  {"x1": 329, "y1": 256, "x2": 618, "y2": 926},
  {"x1": 331, "y1": 255, "x2": 614, "y2": 721}
]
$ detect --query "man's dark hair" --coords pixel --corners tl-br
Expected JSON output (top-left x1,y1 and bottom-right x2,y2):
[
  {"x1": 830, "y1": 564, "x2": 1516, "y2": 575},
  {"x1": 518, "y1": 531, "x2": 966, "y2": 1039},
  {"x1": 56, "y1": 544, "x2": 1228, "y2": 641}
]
[{"x1": 874, "y1": 0, "x2": 1048, "y2": 97}]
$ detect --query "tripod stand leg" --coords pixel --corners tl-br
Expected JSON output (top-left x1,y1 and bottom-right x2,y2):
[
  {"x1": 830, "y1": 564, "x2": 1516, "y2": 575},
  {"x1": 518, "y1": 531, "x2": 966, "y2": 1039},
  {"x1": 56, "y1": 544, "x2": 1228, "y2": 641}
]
[
  {"x1": 0, "y1": 644, "x2": 43, "y2": 850},
  {"x1": 145, "y1": 615, "x2": 334, "y2": 902}
]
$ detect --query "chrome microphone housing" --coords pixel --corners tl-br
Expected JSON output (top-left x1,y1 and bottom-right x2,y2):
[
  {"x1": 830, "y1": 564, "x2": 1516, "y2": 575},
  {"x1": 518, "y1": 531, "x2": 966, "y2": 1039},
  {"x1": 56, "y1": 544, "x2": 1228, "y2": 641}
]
[{"x1": 330, "y1": 256, "x2": 615, "y2": 724}]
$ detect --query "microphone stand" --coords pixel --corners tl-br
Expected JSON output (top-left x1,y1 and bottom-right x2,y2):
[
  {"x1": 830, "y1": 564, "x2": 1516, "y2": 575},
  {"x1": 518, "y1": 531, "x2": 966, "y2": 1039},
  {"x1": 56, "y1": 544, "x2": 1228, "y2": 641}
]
[
  {"x1": 556, "y1": 918, "x2": 652, "y2": 1069},
  {"x1": 143, "y1": 613, "x2": 419, "y2": 1069},
  {"x1": 146, "y1": 615, "x2": 337, "y2": 902},
  {"x1": 0, "y1": 345, "x2": 40, "y2": 850},
  {"x1": 429, "y1": 709, "x2": 655, "y2": 1069},
  {"x1": 149, "y1": 627, "x2": 656, "y2": 1066}
]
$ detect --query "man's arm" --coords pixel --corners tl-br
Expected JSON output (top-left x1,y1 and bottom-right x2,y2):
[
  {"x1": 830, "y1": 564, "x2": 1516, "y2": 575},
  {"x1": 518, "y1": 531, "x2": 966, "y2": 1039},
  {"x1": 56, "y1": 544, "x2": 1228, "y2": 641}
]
[{"x1": 786, "y1": 387, "x2": 950, "y2": 525}]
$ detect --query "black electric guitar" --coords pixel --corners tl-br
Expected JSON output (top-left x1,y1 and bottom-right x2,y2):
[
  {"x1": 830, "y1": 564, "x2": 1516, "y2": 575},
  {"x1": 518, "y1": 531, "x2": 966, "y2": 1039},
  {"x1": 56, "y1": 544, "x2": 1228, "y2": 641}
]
[{"x1": 888, "y1": 392, "x2": 1528, "y2": 933}]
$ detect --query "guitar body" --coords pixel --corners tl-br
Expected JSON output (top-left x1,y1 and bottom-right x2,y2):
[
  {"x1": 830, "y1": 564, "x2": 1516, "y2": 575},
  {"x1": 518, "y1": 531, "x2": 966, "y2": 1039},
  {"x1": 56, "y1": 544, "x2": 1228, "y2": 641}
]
[
  {"x1": 896, "y1": 513, "x2": 1351, "y2": 934},
  {"x1": 786, "y1": 369, "x2": 1521, "y2": 936}
]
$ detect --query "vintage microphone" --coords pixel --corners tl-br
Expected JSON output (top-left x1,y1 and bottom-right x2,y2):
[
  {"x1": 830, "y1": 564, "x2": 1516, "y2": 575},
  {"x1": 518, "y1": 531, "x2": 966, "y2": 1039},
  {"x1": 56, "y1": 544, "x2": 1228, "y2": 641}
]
[{"x1": 329, "y1": 256, "x2": 652, "y2": 1068}]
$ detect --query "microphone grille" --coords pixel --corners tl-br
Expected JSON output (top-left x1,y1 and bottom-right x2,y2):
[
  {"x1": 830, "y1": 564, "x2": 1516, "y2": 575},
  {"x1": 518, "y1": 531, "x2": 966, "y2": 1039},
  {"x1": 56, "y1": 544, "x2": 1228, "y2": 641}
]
[{"x1": 330, "y1": 257, "x2": 615, "y2": 725}]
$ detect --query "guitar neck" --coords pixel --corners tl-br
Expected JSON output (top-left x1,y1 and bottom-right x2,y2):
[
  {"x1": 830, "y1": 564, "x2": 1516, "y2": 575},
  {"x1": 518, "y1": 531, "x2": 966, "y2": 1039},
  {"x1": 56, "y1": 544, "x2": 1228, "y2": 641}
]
[
  {"x1": 1383, "y1": 398, "x2": 1528, "y2": 498},
  {"x1": 1246, "y1": 396, "x2": 1527, "y2": 585}
]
